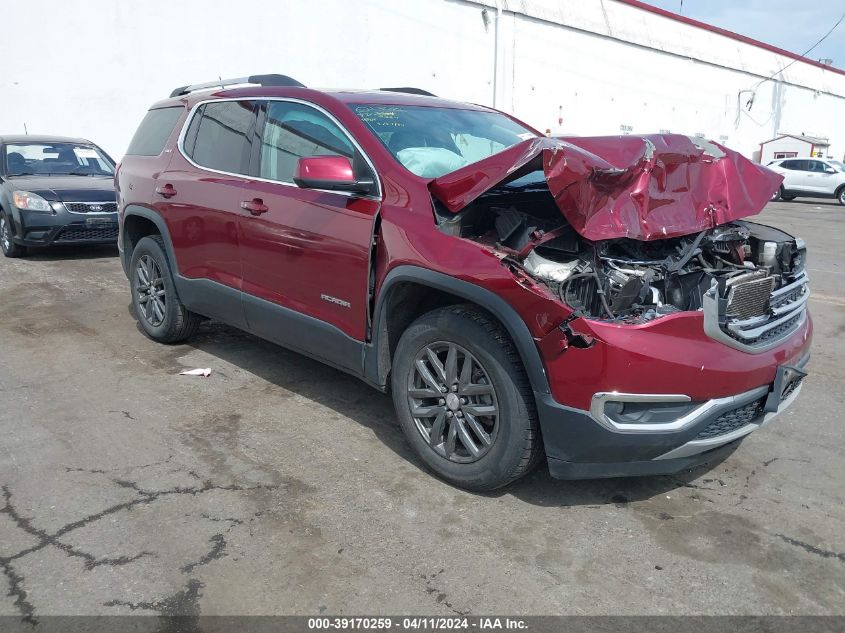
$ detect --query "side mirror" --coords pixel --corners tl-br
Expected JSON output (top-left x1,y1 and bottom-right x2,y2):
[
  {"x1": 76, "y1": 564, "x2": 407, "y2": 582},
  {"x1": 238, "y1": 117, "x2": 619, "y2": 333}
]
[
  {"x1": 293, "y1": 155, "x2": 375, "y2": 195},
  {"x1": 825, "y1": 167, "x2": 836, "y2": 174}
]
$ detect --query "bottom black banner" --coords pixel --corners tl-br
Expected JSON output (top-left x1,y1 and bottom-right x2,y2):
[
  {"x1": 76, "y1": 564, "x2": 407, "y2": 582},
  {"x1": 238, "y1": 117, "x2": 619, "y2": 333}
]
[{"x1": 0, "y1": 616, "x2": 842, "y2": 633}]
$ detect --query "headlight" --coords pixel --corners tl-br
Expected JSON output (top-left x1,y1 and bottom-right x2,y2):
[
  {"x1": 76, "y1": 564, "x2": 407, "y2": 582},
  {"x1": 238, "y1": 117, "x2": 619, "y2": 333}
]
[{"x1": 13, "y1": 191, "x2": 53, "y2": 213}]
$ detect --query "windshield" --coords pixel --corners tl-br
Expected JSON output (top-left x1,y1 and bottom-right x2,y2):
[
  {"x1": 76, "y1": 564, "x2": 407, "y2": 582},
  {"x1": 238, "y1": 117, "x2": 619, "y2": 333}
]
[
  {"x1": 829, "y1": 160, "x2": 845, "y2": 171},
  {"x1": 3, "y1": 142, "x2": 114, "y2": 177},
  {"x1": 351, "y1": 104, "x2": 537, "y2": 178}
]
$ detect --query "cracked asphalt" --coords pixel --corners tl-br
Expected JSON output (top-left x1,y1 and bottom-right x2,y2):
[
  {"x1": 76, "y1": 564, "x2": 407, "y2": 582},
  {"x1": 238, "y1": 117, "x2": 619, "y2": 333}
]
[{"x1": 0, "y1": 200, "x2": 843, "y2": 619}]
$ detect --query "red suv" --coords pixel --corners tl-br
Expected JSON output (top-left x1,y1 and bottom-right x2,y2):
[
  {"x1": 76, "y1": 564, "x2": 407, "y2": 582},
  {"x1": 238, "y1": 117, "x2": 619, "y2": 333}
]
[{"x1": 117, "y1": 75, "x2": 811, "y2": 491}]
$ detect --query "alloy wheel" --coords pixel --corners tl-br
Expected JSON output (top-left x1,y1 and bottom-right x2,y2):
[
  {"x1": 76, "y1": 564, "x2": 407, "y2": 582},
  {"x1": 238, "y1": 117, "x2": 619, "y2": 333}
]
[
  {"x1": 407, "y1": 342, "x2": 499, "y2": 463},
  {"x1": 135, "y1": 254, "x2": 166, "y2": 327}
]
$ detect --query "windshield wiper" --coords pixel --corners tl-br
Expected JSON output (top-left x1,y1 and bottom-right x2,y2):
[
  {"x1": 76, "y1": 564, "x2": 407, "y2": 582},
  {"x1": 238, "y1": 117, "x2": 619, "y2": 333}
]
[{"x1": 69, "y1": 170, "x2": 111, "y2": 177}]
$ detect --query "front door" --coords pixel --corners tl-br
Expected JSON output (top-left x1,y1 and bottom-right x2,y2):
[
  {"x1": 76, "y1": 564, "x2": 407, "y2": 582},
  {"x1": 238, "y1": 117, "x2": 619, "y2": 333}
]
[
  {"x1": 237, "y1": 99, "x2": 380, "y2": 371},
  {"x1": 807, "y1": 160, "x2": 837, "y2": 194}
]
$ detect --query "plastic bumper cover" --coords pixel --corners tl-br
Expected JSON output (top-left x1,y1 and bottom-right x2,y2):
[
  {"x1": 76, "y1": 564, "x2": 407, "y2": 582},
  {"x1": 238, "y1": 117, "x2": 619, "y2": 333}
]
[{"x1": 537, "y1": 353, "x2": 808, "y2": 480}]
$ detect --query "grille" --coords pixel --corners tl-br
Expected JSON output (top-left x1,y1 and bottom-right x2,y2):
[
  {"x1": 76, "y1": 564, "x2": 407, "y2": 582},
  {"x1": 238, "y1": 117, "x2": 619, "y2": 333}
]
[
  {"x1": 771, "y1": 284, "x2": 804, "y2": 310},
  {"x1": 726, "y1": 272, "x2": 775, "y2": 319},
  {"x1": 54, "y1": 226, "x2": 119, "y2": 242},
  {"x1": 696, "y1": 398, "x2": 764, "y2": 440},
  {"x1": 64, "y1": 202, "x2": 117, "y2": 214},
  {"x1": 729, "y1": 312, "x2": 803, "y2": 346}
]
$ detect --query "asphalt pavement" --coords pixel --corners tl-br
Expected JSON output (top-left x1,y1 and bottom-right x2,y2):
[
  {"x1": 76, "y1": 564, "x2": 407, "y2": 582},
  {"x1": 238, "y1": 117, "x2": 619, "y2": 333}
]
[{"x1": 0, "y1": 199, "x2": 843, "y2": 618}]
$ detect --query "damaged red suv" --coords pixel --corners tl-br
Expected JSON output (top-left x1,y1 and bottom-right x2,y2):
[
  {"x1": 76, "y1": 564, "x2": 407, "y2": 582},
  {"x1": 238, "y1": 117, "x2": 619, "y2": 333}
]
[{"x1": 117, "y1": 75, "x2": 810, "y2": 490}]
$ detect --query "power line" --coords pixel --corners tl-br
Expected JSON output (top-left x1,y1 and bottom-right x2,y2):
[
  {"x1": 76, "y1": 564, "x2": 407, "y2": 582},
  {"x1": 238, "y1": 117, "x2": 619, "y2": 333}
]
[{"x1": 753, "y1": 10, "x2": 845, "y2": 90}]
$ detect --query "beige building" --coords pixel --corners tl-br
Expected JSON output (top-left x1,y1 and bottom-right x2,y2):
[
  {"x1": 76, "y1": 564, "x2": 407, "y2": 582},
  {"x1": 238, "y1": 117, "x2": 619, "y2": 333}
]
[{"x1": 759, "y1": 133, "x2": 833, "y2": 164}]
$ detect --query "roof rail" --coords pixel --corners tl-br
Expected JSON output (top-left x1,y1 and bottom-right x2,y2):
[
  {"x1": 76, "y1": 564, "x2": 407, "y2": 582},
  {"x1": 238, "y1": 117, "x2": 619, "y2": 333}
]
[
  {"x1": 169, "y1": 74, "x2": 305, "y2": 98},
  {"x1": 380, "y1": 87, "x2": 437, "y2": 97}
]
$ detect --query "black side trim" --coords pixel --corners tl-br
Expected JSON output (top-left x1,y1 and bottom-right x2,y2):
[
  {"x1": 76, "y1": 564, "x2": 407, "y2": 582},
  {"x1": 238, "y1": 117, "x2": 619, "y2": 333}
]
[
  {"x1": 173, "y1": 277, "x2": 248, "y2": 331},
  {"x1": 174, "y1": 276, "x2": 363, "y2": 377},
  {"x1": 242, "y1": 291, "x2": 363, "y2": 376},
  {"x1": 365, "y1": 266, "x2": 550, "y2": 394}
]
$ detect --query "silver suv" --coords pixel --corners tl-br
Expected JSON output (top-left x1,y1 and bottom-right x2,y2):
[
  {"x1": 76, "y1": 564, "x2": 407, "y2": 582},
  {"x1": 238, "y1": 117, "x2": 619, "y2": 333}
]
[{"x1": 767, "y1": 157, "x2": 845, "y2": 205}]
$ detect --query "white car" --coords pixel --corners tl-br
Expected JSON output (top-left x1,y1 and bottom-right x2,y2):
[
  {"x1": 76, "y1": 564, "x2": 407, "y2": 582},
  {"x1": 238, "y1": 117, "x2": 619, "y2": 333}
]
[{"x1": 767, "y1": 157, "x2": 845, "y2": 205}]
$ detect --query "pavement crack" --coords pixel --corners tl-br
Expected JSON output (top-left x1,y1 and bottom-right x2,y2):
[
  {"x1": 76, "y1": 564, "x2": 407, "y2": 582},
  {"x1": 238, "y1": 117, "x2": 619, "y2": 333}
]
[
  {"x1": 104, "y1": 578, "x2": 204, "y2": 625},
  {"x1": 419, "y1": 568, "x2": 470, "y2": 617},
  {"x1": 777, "y1": 534, "x2": 845, "y2": 563},
  {"x1": 108, "y1": 409, "x2": 136, "y2": 420},
  {"x1": 0, "y1": 478, "x2": 275, "y2": 620},
  {"x1": 0, "y1": 556, "x2": 36, "y2": 624},
  {"x1": 180, "y1": 534, "x2": 227, "y2": 574}
]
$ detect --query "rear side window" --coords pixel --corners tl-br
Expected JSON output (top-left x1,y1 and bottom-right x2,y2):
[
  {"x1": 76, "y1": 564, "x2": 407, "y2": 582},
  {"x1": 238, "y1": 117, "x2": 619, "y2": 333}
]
[
  {"x1": 183, "y1": 101, "x2": 256, "y2": 175},
  {"x1": 126, "y1": 107, "x2": 184, "y2": 156},
  {"x1": 782, "y1": 159, "x2": 809, "y2": 171}
]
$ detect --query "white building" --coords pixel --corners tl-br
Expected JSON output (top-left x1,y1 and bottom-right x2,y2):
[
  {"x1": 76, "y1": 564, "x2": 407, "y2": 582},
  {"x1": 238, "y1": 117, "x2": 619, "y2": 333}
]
[
  {"x1": 2, "y1": 0, "x2": 844, "y2": 161},
  {"x1": 759, "y1": 133, "x2": 832, "y2": 164}
]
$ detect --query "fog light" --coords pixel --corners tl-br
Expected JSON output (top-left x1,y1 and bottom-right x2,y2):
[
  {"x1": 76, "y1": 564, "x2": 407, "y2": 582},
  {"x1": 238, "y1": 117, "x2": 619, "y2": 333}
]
[{"x1": 590, "y1": 392, "x2": 704, "y2": 432}]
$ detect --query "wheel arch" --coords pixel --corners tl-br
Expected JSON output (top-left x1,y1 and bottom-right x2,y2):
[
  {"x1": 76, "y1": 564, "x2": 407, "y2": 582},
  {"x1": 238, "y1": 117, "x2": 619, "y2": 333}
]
[
  {"x1": 121, "y1": 205, "x2": 177, "y2": 273},
  {"x1": 365, "y1": 265, "x2": 550, "y2": 396}
]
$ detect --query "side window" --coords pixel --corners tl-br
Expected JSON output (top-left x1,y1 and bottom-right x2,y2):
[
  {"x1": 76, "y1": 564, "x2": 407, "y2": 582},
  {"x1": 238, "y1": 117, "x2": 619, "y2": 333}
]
[
  {"x1": 810, "y1": 161, "x2": 828, "y2": 172},
  {"x1": 259, "y1": 101, "x2": 354, "y2": 183},
  {"x1": 784, "y1": 160, "x2": 808, "y2": 171},
  {"x1": 186, "y1": 101, "x2": 256, "y2": 175},
  {"x1": 126, "y1": 107, "x2": 184, "y2": 156}
]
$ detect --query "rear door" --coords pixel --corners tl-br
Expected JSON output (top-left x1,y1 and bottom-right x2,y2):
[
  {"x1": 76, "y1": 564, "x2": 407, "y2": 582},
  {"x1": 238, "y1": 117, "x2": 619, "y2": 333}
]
[
  {"x1": 780, "y1": 159, "x2": 811, "y2": 192},
  {"x1": 236, "y1": 99, "x2": 380, "y2": 371},
  {"x1": 153, "y1": 99, "x2": 258, "y2": 327}
]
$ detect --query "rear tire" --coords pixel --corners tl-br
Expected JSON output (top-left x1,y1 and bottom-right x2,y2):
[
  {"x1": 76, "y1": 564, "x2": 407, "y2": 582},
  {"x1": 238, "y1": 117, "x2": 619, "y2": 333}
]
[
  {"x1": 781, "y1": 194, "x2": 796, "y2": 201},
  {"x1": 0, "y1": 212, "x2": 26, "y2": 258},
  {"x1": 130, "y1": 235, "x2": 201, "y2": 343},
  {"x1": 391, "y1": 304, "x2": 542, "y2": 491},
  {"x1": 770, "y1": 186, "x2": 783, "y2": 202}
]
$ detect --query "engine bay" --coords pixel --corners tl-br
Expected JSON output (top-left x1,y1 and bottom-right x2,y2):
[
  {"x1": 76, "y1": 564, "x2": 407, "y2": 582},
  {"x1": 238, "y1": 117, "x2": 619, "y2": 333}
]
[{"x1": 435, "y1": 180, "x2": 806, "y2": 324}]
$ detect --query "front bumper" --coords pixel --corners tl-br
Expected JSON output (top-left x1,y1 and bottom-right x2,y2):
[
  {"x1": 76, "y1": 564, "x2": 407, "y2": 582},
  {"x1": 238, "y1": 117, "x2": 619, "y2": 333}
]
[
  {"x1": 12, "y1": 206, "x2": 118, "y2": 247},
  {"x1": 538, "y1": 352, "x2": 808, "y2": 480}
]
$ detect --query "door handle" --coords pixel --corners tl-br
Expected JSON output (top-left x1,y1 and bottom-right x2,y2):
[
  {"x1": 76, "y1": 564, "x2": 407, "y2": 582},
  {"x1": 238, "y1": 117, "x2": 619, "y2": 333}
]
[
  {"x1": 241, "y1": 198, "x2": 269, "y2": 216},
  {"x1": 155, "y1": 184, "x2": 177, "y2": 198}
]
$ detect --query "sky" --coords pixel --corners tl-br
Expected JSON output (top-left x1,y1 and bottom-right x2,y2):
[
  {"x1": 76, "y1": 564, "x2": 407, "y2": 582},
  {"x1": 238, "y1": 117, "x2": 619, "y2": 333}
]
[{"x1": 637, "y1": 0, "x2": 845, "y2": 69}]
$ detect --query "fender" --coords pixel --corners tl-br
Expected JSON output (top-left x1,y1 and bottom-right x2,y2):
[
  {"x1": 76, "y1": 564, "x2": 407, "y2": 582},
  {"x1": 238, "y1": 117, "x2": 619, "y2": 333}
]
[
  {"x1": 364, "y1": 265, "x2": 551, "y2": 396},
  {"x1": 120, "y1": 204, "x2": 179, "y2": 275}
]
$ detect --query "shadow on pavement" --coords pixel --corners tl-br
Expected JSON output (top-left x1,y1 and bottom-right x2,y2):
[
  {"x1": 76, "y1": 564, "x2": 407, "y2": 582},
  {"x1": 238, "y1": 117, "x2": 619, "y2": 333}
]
[
  {"x1": 22, "y1": 244, "x2": 119, "y2": 261},
  {"x1": 138, "y1": 316, "x2": 737, "y2": 508}
]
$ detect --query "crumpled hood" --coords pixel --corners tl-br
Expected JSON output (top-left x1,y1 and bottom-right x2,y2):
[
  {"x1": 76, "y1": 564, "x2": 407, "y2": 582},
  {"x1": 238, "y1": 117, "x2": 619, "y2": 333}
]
[{"x1": 428, "y1": 134, "x2": 783, "y2": 241}]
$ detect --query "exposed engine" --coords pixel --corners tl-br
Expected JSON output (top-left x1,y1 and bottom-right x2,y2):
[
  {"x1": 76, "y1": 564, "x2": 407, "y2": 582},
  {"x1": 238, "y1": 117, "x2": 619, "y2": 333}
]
[{"x1": 437, "y1": 194, "x2": 807, "y2": 325}]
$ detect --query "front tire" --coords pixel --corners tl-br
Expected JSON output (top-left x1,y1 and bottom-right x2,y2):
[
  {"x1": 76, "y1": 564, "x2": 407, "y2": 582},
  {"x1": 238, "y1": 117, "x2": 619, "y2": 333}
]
[
  {"x1": 0, "y1": 212, "x2": 26, "y2": 258},
  {"x1": 837, "y1": 186, "x2": 845, "y2": 206},
  {"x1": 130, "y1": 235, "x2": 200, "y2": 343},
  {"x1": 391, "y1": 305, "x2": 542, "y2": 491}
]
